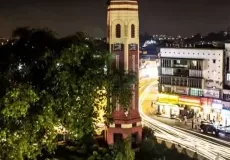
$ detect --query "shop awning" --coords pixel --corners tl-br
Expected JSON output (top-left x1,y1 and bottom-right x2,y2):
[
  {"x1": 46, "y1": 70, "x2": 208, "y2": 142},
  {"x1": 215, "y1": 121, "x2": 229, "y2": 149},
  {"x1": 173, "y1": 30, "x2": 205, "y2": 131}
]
[
  {"x1": 155, "y1": 101, "x2": 178, "y2": 106},
  {"x1": 178, "y1": 101, "x2": 201, "y2": 107}
]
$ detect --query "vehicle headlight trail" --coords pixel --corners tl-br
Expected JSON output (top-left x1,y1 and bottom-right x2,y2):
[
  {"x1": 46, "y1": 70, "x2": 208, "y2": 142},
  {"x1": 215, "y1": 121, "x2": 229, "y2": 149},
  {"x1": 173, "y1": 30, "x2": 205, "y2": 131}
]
[{"x1": 139, "y1": 82, "x2": 230, "y2": 160}]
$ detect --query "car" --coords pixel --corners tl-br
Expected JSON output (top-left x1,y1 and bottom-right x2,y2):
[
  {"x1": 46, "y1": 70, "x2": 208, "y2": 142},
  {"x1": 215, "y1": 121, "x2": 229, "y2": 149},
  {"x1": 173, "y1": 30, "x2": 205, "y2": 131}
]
[{"x1": 200, "y1": 123, "x2": 220, "y2": 137}]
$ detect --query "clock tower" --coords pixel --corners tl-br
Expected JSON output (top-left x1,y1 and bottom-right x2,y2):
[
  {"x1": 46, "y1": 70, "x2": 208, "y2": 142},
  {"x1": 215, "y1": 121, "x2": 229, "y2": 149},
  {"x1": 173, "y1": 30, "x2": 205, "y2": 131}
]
[{"x1": 106, "y1": 0, "x2": 142, "y2": 144}]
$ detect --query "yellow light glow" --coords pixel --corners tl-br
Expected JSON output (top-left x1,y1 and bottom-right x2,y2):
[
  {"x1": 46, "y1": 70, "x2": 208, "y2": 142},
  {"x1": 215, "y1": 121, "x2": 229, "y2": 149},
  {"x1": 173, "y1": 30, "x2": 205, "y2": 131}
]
[
  {"x1": 94, "y1": 89, "x2": 107, "y2": 135},
  {"x1": 158, "y1": 93, "x2": 179, "y2": 101},
  {"x1": 179, "y1": 97, "x2": 200, "y2": 104},
  {"x1": 168, "y1": 95, "x2": 179, "y2": 100},
  {"x1": 158, "y1": 93, "x2": 169, "y2": 98}
]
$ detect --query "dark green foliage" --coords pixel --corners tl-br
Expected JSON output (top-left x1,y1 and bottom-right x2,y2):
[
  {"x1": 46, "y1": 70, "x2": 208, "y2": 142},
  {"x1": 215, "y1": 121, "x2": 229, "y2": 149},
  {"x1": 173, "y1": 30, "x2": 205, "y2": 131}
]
[
  {"x1": 0, "y1": 27, "x2": 136, "y2": 160},
  {"x1": 136, "y1": 127, "x2": 194, "y2": 160},
  {"x1": 40, "y1": 137, "x2": 135, "y2": 160}
]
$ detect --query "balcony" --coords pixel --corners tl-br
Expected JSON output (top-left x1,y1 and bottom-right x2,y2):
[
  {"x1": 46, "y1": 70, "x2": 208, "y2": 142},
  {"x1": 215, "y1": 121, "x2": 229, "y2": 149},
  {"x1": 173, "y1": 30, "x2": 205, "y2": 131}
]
[
  {"x1": 159, "y1": 75, "x2": 202, "y2": 88},
  {"x1": 160, "y1": 58, "x2": 203, "y2": 70},
  {"x1": 160, "y1": 67, "x2": 203, "y2": 78}
]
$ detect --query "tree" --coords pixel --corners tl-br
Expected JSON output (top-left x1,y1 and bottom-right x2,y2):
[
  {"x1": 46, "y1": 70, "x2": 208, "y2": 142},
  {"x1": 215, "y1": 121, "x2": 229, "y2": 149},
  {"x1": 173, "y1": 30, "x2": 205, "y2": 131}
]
[
  {"x1": 112, "y1": 138, "x2": 135, "y2": 160},
  {"x1": 0, "y1": 28, "x2": 136, "y2": 159},
  {"x1": 88, "y1": 138, "x2": 135, "y2": 160}
]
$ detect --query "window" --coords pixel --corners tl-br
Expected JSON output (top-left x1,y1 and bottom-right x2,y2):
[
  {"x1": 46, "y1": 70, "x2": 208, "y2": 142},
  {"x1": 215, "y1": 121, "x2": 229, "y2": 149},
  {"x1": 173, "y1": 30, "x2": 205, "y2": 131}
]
[
  {"x1": 116, "y1": 55, "x2": 119, "y2": 69},
  {"x1": 192, "y1": 60, "x2": 197, "y2": 66},
  {"x1": 132, "y1": 55, "x2": 136, "y2": 71},
  {"x1": 227, "y1": 73, "x2": 230, "y2": 81},
  {"x1": 223, "y1": 94, "x2": 230, "y2": 101},
  {"x1": 115, "y1": 124, "x2": 121, "y2": 128},
  {"x1": 131, "y1": 24, "x2": 135, "y2": 38},
  {"x1": 227, "y1": 57, "x2": 229, "y2": 71},
  {"x1": 213, "y1": 59, "x2": 216, "y2": 63},
  {"x1": 116, "y1": 99, "x2": 120, "y2": 111},
  {"x1": 132, "y1": 85, "x2": 135, "y2": 109},
  {"x1": 190, "y1": 88, "x2": 202, "y2": 96},
  {"x1": 116, "y1": 24, "x2": 121, "y2": 38},
  {"x1": 113, "y1": 133, "x2": 122, "y2": 143}
]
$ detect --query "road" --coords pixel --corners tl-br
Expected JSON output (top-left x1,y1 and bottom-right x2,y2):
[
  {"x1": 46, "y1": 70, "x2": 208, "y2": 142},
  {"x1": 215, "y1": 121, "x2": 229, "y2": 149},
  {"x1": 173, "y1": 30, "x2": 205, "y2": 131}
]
[{"x1": 139, "y1": 79, "x2": 230, "y2": 160}]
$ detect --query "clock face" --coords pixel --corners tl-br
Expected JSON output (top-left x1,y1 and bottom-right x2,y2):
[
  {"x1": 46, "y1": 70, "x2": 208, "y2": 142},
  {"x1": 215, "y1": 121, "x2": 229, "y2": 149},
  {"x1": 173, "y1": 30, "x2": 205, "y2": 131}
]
[
  {"x1": 129, "y1": 43, "x2": 137, "y2": 51},
  {"x1": 113, "y1": 43, "x2": 122, "y2": 51}
]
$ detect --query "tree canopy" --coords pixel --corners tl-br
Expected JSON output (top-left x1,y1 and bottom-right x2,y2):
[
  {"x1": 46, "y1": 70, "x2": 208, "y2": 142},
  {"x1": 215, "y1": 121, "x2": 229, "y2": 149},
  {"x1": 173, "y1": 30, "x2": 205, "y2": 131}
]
[{"x1": 0, "y1": 27, "x2": 136, "y2": 160}]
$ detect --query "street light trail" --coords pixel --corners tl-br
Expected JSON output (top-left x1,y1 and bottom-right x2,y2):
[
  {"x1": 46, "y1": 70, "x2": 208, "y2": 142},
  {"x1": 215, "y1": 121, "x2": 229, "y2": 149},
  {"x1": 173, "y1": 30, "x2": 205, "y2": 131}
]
[{"x1": 139, "y1": 82, "x2": 230, "y2": 160}]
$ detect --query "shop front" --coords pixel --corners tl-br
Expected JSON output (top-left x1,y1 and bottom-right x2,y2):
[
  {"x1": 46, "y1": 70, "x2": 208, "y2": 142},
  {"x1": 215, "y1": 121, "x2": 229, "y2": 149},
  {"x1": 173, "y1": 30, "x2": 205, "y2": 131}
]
[
  {"x1": 221, "y1": 101, "x2": 230, "y2": 126},
  {"x1": 178, "y1": 95, "x2": 201, "y2": 118},
  {"x1": 156, "y1": 94, "x2": 179, "y2": 118},
  {"x1": 200, "y1": 98, "x2": 213, "y2": 120},
  {"x1": 211, "y1": 99, "x2": 223, "y2": 124},
  {"x1": 200, "y1": 99, "x2": 229, "y2": 126}
]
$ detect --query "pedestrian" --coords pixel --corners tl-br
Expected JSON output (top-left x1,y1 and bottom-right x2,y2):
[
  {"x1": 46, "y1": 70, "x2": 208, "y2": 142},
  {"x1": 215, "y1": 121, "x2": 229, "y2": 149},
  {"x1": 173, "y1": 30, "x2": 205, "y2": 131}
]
[
  {"x1": 213, "y1": 116, "x2": 216, "y2": 125},
  {"x1": 194, "y1": 118, "x2": 197, "y2": 129},
  {"x1": 192, "y1": 118, "x2": 194, "y2": 129},
  {"x1": 151, "y1": 101, "x2": 153, "y2": 107},
  {"x1": 184, "y1": 115, "x2": 187, "y2": 125},
  {"x1": 197, "y1": 117, "x2": 201, "y2": 129}
]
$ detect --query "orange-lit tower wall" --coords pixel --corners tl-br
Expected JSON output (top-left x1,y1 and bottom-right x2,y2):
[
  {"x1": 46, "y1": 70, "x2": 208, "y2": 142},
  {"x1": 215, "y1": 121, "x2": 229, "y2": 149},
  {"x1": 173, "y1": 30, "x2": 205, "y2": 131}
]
[{"x1": 106, "y1": 0, "x2": 142, "y2": 144}]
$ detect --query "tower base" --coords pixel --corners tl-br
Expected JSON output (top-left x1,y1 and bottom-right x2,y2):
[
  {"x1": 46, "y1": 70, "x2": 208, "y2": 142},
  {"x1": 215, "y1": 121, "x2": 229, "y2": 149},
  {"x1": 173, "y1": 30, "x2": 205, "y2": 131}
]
[{"x1": 105, "y1": 123, "x2": 142, "y2": 145}]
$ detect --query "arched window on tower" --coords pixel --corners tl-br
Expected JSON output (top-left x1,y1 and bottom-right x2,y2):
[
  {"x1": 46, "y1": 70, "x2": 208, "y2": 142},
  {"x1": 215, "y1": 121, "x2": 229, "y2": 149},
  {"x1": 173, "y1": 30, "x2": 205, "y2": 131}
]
[
  {"x1": 131, "y1": 24, "x2": 135, "y2": 38},
  {"x1": 116, "y1": 24, "x2": 121, "y2": 38}
]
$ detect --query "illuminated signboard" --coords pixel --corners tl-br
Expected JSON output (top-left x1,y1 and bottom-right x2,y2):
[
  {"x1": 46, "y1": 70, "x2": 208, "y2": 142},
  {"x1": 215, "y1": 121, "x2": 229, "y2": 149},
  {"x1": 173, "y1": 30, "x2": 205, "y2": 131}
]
[
  {"x1": 175, "y1": 87, "x2": 188, "y2": 95},
  {"x1": 223, "y1": 89, "x2": 230, "y2": 101},
  {"x1": 212, "y1": 103, "x2": 223, "y2": 110},
  {"x1": 212, "y1": 99, "x2": 222, "y2": 104},
  {"x1": 222, "y1": 101, "x2": 230, "y2": 109},
  {"x1": 203, "y1": 89, "x2": 220, "y2": 99},
  {"x1": 179, "y1": 96, "x2": 200, "y2": 104},
  {"x1": 158, "y1": 94, "x2": 179, "y2": 103},
  {"x1": 223, "y1": 89, "x2": 230, "y2": 95}
]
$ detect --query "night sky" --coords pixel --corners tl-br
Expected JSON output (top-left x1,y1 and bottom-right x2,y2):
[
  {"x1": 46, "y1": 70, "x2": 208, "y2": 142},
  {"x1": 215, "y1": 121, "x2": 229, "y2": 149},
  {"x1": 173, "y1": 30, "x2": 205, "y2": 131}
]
[{"x1": 0, "y1": 0, "x2": 230, "y2": 38}]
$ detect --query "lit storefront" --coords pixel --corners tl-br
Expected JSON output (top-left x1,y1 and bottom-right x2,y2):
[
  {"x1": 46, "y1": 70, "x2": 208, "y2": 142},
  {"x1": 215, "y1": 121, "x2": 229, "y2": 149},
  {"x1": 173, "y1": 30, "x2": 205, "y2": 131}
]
[
  {"x1": 200, "y1": 98, "x2": 213, "y2": 120},
  {"x1": 211, "y1": 100, "x2": 223, "y2": 124},
  {"x1": 200, "y1": 89, "x2": 221, "y2": 121},
  {"x1": 200, "y1": 98, "x2": 230, "y2": 126},
  {"x1": 178, "y1": 96, "x2": 201, "y2": 114},
  {"x1": 156, "y1": 94, "x2": 179, "y2": 118},
  {"x1": 221, "y1": 101, "x2": 230, "y2": 126},
  {"x1": 222, "y1": 90, "x2": 230, "y2": 126}
]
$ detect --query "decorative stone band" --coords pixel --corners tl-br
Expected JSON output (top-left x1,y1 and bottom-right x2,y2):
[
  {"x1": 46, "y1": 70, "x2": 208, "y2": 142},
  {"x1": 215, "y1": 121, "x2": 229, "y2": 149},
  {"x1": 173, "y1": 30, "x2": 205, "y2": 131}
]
[
  {"x1": 110, "y1": 2, "x2": 137, "y2": 5},
  {"x1": 109, "y1": 121, "x2": 142, "y2": 128},
  {"x1": 107, "y1": 8, "x2": 138, "y2": 11}
]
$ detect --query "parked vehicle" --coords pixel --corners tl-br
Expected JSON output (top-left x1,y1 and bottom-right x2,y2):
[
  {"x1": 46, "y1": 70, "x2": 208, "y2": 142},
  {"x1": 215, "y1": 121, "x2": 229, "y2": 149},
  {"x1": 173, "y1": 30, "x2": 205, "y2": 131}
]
[{"x1": 200, "y1": 123, "x2": 220, "y2": 137}]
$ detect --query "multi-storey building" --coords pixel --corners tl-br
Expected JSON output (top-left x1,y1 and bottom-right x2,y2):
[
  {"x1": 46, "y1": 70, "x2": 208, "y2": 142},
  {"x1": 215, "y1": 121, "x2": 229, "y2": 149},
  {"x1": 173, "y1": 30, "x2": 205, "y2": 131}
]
[
  {"x1": 156, "y1": 46, "x2": 230, "y2": 126},
  {"x1": 158, "y1": 48, "x2": 224, "y2": 97},
  {"x1": 221, "y1": 44, "x2": 230, "y2": 126}
]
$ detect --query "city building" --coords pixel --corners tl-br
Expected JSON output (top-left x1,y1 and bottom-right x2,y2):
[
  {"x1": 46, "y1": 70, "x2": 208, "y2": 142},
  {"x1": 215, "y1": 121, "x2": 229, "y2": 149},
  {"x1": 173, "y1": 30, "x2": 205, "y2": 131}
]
[
  {"x1": 105, "y1": 0, "x2": 142, "y2": 144},
  {"x1": 0, "y1": 38, "x2": 9, "y2": 46},
  {"x1": 156, "y1": 46, "x2": 230, "y2": 127}
]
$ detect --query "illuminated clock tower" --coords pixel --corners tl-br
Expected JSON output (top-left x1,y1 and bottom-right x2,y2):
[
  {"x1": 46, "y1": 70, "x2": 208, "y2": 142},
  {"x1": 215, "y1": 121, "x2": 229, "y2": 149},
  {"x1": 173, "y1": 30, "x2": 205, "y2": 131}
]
[{"x1": 106, "y1": 0, "x2": 142, "y2": 144}]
